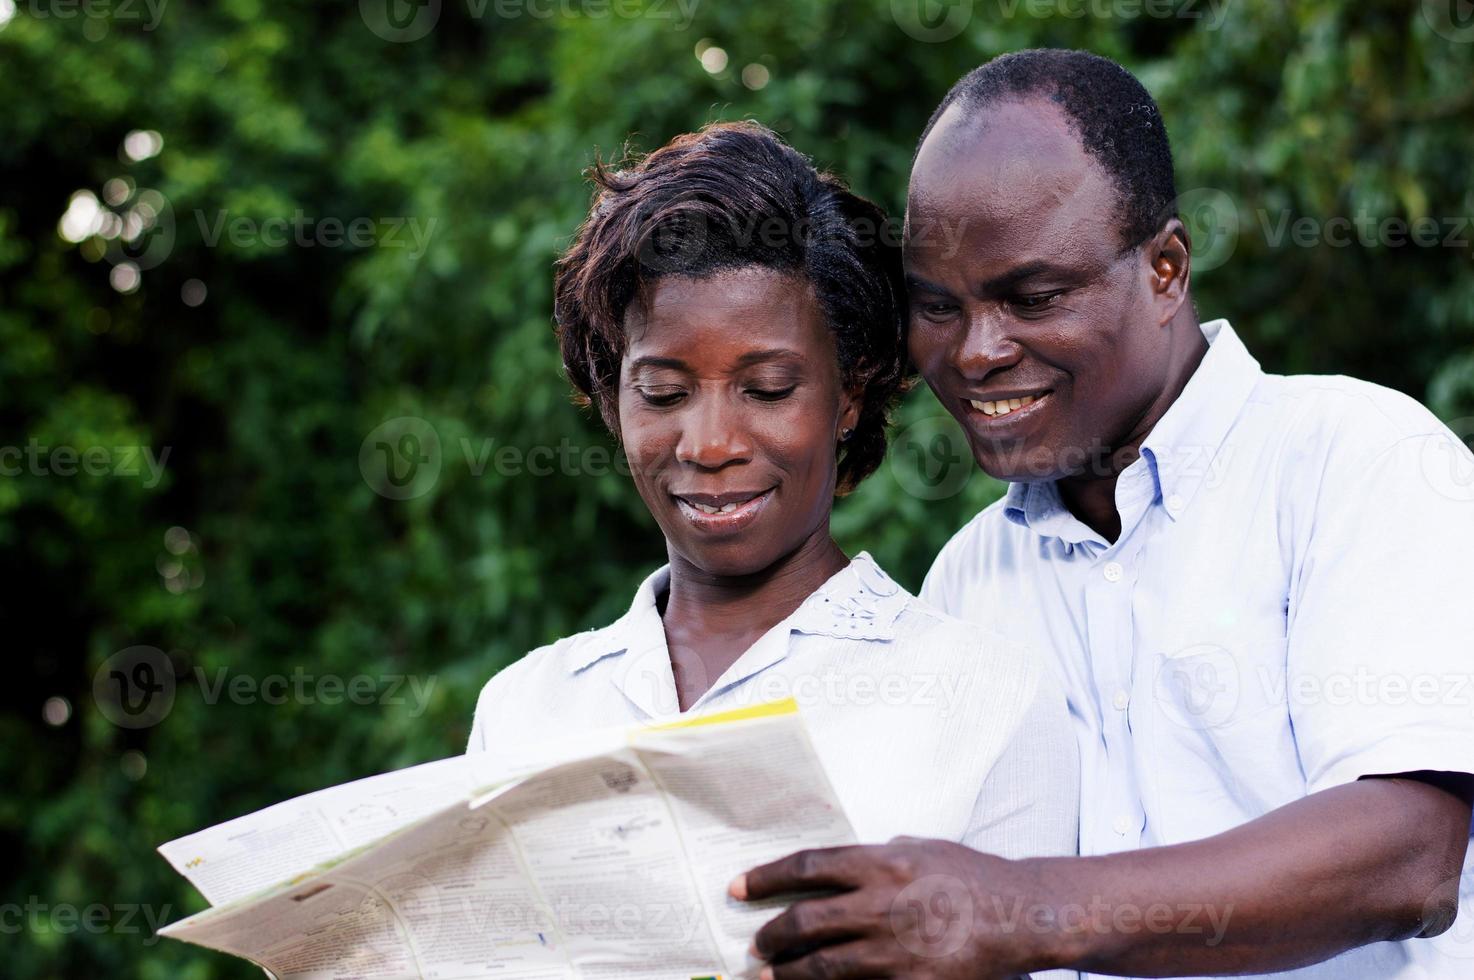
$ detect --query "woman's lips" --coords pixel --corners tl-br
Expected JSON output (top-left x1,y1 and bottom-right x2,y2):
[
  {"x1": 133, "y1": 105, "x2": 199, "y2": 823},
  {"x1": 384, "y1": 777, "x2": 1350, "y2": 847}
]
[{"x1": 672, "y1": 488, "x2": 774, "y2": 533}]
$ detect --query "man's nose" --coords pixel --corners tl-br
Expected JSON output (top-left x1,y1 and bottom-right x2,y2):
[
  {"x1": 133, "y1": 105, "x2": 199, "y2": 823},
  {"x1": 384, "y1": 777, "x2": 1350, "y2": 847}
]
[
  {"x1": 952, "y1": 308, "x2": 1022, "y2": 379},
  {"x1": 674, "y1": 394, "x2": 753, "y2": 469}
]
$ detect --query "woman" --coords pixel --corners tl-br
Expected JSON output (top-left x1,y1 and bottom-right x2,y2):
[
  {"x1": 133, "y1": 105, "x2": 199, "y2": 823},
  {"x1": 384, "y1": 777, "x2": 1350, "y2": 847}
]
[{"x1": 469, "y1": 121, "x2": 1077, "y2": 857}]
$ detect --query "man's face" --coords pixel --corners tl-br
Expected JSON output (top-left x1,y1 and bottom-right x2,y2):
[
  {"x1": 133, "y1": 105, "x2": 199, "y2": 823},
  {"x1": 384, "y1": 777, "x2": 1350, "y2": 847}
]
[{"x1": 905, "y1": 97, "x2": 1179, "y2": 484}]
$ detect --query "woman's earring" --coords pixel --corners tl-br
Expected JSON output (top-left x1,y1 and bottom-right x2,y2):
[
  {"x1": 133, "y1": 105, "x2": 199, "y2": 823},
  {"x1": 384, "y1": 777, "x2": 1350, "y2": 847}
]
[{"x1": 839, "y1": 427, "x2": 854, "y2": 442}]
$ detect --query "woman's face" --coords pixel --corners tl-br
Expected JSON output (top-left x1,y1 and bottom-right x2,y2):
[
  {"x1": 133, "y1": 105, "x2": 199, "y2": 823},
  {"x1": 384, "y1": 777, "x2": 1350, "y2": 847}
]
[{"x1": 617, "y1": 266, "x2": 859, "y2": 578}]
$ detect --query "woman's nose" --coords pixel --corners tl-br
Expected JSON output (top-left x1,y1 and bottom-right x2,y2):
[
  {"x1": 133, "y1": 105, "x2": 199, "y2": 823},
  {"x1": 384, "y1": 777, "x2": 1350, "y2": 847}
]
[{"x1": 673, "y1": 395, "x2": 753, "y2": 469}]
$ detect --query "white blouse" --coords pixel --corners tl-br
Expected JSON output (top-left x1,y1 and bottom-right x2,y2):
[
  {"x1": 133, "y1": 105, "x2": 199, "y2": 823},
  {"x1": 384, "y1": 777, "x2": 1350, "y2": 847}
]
[{"x1": 469, "y1": 552, "x2": 1079, "y2": 860}]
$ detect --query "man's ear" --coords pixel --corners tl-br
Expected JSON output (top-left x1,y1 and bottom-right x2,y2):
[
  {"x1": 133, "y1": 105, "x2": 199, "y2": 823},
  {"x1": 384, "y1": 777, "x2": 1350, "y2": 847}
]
[{"x1": 1148, "y1": 218, "x2": 1191, "y2": 326}]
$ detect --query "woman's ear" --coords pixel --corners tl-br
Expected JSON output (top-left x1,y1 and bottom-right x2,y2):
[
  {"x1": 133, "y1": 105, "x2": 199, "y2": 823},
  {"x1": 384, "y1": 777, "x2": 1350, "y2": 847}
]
[{"x1": 837, "y1": 387, "x2": 863, "y2": 442}]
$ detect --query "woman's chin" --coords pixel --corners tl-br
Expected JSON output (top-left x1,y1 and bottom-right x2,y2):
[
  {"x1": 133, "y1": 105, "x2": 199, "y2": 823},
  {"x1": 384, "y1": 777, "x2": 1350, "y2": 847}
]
[{"x1": 670, "y1": 541, "x2": 781, "y2": 579}]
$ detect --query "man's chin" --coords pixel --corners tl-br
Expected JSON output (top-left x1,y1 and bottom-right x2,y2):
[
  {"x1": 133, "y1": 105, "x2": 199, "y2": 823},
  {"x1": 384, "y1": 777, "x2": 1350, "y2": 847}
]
[{"x1": 971, "y1": 442, "x2": 1070, "y2": 485}]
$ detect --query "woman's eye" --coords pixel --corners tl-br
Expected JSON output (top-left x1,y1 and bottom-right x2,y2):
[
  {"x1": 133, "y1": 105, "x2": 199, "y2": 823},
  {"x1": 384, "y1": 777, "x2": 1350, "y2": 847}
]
[
  {"x1": 746, "y1": 385, "x2": 797, "y2": 402},
  {"x1": 637, "y1": 387, "x2": 686, "y2": 406}
]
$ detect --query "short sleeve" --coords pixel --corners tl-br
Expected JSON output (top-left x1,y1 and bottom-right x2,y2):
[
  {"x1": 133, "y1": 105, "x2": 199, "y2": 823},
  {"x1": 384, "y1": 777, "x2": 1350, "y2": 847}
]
[
  {"x1": 961, "y1": 660, "x2": 1080, "y2": 860},
  {"x1": 466, "y1": 662, "x2": 520, "y2": 754},
  {"x1": 1289, "y1": 430, "x2": 1474, "y2": 793}
]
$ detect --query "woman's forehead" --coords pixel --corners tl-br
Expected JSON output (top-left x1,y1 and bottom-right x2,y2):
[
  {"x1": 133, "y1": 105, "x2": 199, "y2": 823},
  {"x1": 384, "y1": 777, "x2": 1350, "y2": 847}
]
[{"x1": 623, "y1": 269, "x2": 832, "y2": 363}]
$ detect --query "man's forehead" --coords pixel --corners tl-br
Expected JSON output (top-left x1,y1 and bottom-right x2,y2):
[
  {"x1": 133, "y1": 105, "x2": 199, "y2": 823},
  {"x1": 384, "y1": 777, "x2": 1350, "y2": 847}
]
[{"x1": 906, "y1": 97, "x2": 1121, "y2": 270}]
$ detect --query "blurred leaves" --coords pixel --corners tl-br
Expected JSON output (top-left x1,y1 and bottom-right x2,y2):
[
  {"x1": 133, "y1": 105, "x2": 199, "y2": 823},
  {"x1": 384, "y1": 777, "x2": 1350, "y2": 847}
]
[{"x1": 1, "y1": 0, "x2": 1471, "y2": 976}]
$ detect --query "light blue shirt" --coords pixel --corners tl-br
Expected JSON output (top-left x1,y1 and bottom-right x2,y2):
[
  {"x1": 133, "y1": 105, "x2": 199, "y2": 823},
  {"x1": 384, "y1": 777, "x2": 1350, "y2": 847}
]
[{"x1": 922, "y1": 319, "x2": 1474, "y2": 978}]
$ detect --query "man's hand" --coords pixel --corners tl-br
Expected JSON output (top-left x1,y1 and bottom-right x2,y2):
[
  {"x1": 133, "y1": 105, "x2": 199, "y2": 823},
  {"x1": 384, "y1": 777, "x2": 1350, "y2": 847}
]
[
  {"x1": 730, "y1": 837, "x2": 1059, "y2": 980},
  {"x1": 731, "y1": 776, "x2": 1473, "y2": 978}
]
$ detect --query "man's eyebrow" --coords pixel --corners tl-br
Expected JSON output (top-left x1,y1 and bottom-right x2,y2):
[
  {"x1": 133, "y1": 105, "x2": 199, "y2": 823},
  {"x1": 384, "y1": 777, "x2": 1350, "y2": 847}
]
[
  {"x1": 905, "y1": 273, "x2": 954, "y2": 296},
  {"x1": 980, "y1": 261, "x2": 1072, "y2": 294}
]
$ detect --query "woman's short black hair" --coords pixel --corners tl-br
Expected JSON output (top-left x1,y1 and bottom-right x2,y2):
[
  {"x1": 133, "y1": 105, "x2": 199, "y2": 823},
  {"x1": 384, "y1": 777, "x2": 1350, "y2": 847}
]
[{"x1": 553, "y1": 120, "x2": 909, "y2": 495}]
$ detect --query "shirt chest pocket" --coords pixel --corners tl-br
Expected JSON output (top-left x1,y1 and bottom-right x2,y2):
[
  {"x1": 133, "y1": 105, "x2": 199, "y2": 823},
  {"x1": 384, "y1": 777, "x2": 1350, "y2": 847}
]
[{"x1": 1144, "y1": 633, "x2": 1301, "y2": 841}]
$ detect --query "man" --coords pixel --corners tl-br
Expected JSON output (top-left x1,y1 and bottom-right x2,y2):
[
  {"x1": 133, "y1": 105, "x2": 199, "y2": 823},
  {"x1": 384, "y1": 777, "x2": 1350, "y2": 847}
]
[{"x1": 731, "y1": 49, "x2": 1474, "y2": 979}]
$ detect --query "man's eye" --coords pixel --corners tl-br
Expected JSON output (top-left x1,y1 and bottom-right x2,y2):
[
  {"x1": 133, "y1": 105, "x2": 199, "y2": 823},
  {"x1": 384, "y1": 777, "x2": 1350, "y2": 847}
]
[
  {"x1": 637, "y1": 387, "x2": 685, "y2": 406},
  {"x1": 1011, "y1": 291, "x2": 1064, "y2": 312},
  {"x1": 747, "y1": 385, "x2": 797, "y2": 402},
  {"x1": 917, "y1": 301, "x2": 958, "y2": 320}
]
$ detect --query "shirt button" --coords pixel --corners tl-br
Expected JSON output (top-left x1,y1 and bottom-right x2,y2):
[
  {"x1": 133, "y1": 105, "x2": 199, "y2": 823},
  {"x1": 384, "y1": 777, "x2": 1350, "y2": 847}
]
[
  {"x1": 1103, "y1": 561, "x2": 1123, "y2": 583},
  {"x1": 1113, "y1": 690, "x2": 1130, "y2": 711},
  {"x1": 1113, "y1": 815, "x2": 1133, "y2": 835}
]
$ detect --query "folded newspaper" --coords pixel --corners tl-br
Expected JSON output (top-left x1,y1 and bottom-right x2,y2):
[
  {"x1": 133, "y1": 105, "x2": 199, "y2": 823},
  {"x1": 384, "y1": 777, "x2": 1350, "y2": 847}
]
[{"x1": 157, "y1": 699, "x2": 856, "y2": 980}]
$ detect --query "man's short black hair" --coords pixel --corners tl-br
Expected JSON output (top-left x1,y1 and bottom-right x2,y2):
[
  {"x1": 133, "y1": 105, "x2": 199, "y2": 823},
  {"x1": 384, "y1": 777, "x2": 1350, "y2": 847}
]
[{"x1": 919, "y1": 48, "x2": 1178, "y2": 249}]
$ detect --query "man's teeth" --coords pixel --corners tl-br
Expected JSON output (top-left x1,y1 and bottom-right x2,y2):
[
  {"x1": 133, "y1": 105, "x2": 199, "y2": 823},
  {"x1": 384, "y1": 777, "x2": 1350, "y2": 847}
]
[{"x1": 968, "y1": 394, "x2": 1041, "y2": 417}]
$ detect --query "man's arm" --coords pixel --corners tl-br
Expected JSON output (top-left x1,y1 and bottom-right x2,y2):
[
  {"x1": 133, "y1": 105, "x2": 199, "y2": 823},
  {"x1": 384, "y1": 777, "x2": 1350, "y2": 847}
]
[{"x1": 733, "y1": 772, "x2": 1472, "y2": 979}]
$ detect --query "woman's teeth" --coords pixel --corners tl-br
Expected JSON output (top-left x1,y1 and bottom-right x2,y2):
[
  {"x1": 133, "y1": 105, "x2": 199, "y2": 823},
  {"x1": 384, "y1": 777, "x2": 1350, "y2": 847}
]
[
  {"x1": 969, "y1": 394, "x2": 1041, "y2": 417},
  {"x1": 689, "y1": 501, "x2": 740, "y2": 515}
]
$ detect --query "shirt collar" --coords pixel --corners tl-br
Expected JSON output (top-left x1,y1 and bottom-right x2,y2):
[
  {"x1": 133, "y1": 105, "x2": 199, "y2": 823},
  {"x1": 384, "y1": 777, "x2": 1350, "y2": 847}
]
[
  {"x1": 1004, "y1": 318, "x2": 1262, "y2": 537},
  {"x1": 563, "y1": 551, "x2": 908, "y2": 675}
]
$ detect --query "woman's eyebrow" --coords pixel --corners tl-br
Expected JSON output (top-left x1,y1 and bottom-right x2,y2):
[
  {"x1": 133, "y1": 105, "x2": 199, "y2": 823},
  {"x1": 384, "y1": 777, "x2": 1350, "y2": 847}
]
[
  {"x1": 734, "y1": 348, "x2": 804, "y2": 367},
  {"x1": 627, "y1": 355, "x2": 689, "y2": 372}
]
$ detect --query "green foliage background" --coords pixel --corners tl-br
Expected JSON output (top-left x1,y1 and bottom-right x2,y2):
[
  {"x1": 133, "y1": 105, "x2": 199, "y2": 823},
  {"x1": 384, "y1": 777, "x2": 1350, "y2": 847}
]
[{"x1": 2, "y1": 0, "x2": 1472, "y2": 975}]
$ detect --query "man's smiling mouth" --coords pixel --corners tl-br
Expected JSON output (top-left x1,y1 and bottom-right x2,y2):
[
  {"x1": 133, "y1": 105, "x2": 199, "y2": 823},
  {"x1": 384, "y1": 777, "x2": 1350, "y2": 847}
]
[{"x1": 966, "y1": 390, "x2": 1052, "y2": 419}]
